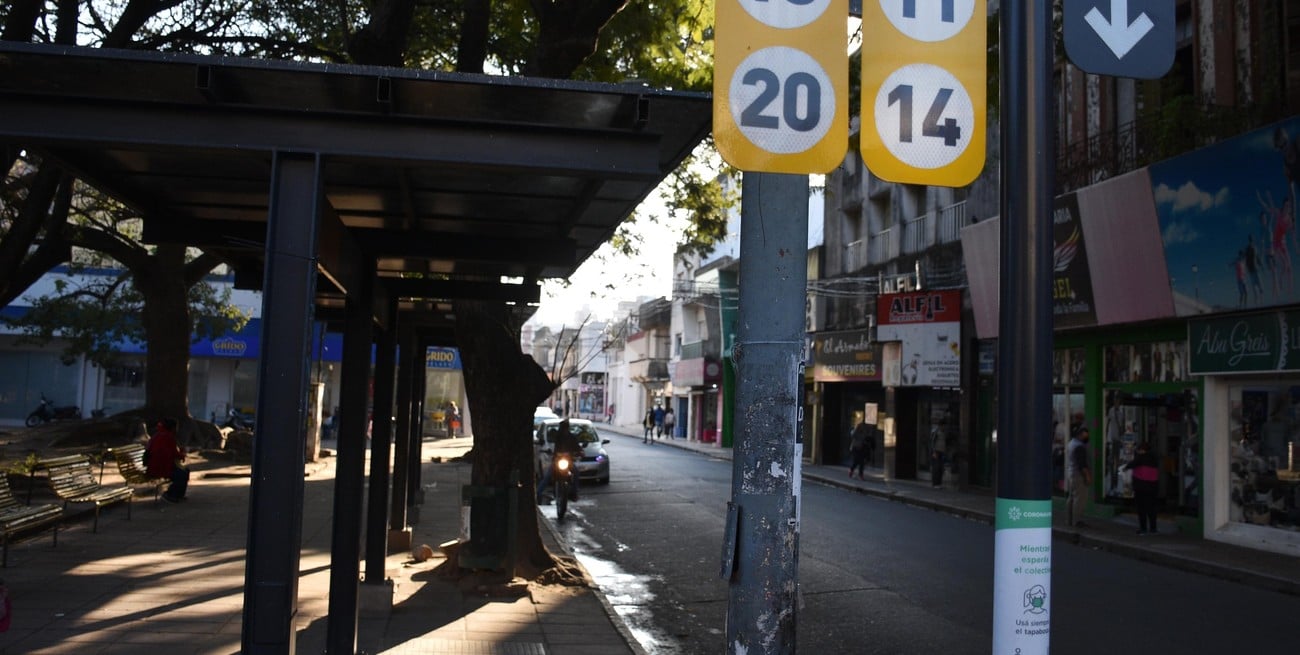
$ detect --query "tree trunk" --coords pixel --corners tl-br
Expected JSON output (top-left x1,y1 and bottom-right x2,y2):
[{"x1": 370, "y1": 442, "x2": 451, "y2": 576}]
[
  {"x1": 133, "y1": 244, "x2": 193, "y2": 423},
  {"x1": 454, "y1": 299, "x2": 557, "y2": 576}
]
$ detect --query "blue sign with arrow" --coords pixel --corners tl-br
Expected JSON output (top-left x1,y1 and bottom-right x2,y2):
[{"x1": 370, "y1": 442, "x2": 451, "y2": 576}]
[{"x1": 1064, "y1": 0, "x2": 1174, "y2": 79}]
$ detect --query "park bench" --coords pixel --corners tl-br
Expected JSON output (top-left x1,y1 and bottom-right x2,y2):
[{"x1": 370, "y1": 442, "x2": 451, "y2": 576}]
[
  {"x1": 106, "y1": 443, "x2": 167, "y2": 499},
  {"x1": 1, "y1": 474, "x2": 62, "y2": 567},
  {"x1": 45, "y1": 455, "x2": 133, "y2": 533}
]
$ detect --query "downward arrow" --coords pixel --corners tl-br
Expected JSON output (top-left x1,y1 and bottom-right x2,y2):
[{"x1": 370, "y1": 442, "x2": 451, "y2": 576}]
[{"x1": 1085, "y1": 0, "x2": 1154, "y2": 59}]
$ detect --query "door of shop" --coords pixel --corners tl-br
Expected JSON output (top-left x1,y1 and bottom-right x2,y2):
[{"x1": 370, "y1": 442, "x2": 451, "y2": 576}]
[{"x1": 1102, "y1": 390, "x2": 1199, "y2": 515}]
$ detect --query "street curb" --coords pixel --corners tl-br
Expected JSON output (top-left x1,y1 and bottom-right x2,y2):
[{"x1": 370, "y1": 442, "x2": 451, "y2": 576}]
[{"x1": 536, "y1": 507, "x2": 651, "y2": 655}]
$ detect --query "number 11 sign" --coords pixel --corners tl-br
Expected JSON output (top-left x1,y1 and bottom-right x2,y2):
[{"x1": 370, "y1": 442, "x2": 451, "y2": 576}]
[
  {"x1": 715, "y1": 0, "x2": 848, "y2": 174},
  {"x1": 861, "y1": 0, "x2": 986, "y2": 187}
]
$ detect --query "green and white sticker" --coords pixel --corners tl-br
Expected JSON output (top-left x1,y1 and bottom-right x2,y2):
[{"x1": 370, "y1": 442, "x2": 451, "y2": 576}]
[{"x1": 993, "y1": 498, "x2": 1052, "y2": 653}]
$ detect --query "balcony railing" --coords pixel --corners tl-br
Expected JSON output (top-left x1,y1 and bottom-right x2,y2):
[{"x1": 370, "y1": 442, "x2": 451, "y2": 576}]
[
  {"x1": 628, "y1": 358, "x2": 669, "y2": 383},
  {"x1": 844, "y1": 238, "x2": 868, "y2": 272},
  {"x1": 680, "y1": 340, "x2": 719, "y2": 360},
  {"x1": 901, "y1": 212, "x2": 932, "y2": 254},
  {"x1": 937, "y1": 201, "x2": 969, "y2": 243},
  {"x1": 1056, "y1": 101, "x2": 1287, "y2": 194},
  {"x1": 869, "y1": 227, "x2": 899, "y2": 263}
]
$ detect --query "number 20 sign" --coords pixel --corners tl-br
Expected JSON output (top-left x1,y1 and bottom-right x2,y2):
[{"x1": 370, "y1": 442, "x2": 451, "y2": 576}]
[
  {"x1": 715, "y1": 0, "x2": 848, "y2": 175},
  {"x1": 861, "y1": 0, "x2": 986, "y2": 187}
]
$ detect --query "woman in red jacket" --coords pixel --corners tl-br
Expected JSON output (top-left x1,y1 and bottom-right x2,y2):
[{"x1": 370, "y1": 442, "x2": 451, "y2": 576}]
[{"x1": 146, "y1": 418, "x2": 190, "y2": 502}]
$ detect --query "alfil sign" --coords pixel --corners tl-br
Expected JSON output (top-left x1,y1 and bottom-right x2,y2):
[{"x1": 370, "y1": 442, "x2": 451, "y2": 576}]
[{"x1": 1063, "y1": 0, "x2": 1174, "y2": 79}]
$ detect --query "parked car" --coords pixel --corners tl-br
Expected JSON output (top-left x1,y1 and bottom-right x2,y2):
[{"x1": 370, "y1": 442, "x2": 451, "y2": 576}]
[
  {"x1": 534, "y1": 405, "x2": 559, "y2": 429},
  {"x1": 534, "y1": 418, "x2": 610, "y2": 484}
]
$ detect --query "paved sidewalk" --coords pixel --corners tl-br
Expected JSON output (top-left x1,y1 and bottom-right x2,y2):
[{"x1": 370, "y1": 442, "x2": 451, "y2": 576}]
[
  {"x1": 602, "y1": 423, "x2": 1300, "y2": 598},
  {"x1": 0, "y1": 436, "x2": 638, "y2": 655}
]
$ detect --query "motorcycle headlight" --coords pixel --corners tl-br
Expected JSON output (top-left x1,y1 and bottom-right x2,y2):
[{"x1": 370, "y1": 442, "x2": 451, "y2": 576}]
[{"x1": 556, "y1": 458, "x2": 571, "y2": 472}]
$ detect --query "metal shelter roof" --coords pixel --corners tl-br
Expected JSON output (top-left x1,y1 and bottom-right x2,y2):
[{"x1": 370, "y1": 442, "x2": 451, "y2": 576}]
[{"x1": 0, "y1": 42, "x2": 712, "y2": 335}]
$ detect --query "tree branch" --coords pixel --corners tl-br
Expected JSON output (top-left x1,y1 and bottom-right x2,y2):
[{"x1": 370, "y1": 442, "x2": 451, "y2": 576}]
[{"x1": 182, "y1": 252, "x2": 225, "y2": 287}]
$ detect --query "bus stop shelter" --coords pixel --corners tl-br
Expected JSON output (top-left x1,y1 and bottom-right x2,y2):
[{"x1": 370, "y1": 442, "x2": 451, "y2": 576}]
[{"x1": 0, "y1": 42, "x2": 711, "y2": 654}]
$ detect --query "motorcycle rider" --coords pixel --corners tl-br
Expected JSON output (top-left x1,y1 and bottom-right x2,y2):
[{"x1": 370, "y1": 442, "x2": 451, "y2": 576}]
[{"x1": 535, "y1": 418, "x2": 583, "y2": 505}]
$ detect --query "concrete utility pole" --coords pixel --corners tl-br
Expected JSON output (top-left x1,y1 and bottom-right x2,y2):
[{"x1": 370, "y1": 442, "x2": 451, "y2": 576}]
[
  {"x1": 992, "y1": 1, "x2": 1056, "y2": 653},
  {"x1": 723, "y1": 172, "x2": 808, "y2": 655}
]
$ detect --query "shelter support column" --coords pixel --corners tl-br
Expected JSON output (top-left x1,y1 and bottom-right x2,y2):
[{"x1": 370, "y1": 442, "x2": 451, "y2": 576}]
[
  {"x1": 360, "y1": 298, "x2": 398, "y2": 612},
  {"x1": 388, "y1": 324, "x2": 417, "y2": 549},
  {"x1": 241, "y1": 152, "x2": 321, "y2": 655},
  {"x1": 325, "y1": 255, "x2": 376, "y2": 654}
]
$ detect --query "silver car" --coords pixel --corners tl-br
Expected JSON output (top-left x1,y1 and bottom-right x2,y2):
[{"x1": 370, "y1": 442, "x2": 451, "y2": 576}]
[{"x1": 534, "y1": 418, "x2": 610, "y2": 484}]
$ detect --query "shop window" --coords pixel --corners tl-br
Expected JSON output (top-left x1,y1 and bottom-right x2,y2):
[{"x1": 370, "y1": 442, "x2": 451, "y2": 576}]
[
  {"x1": 1103, "y1": 341, "x2": 1188, "y2": 383},
  {"x1": 1228, "y1": 384, "x2": 1300, "y2": 530},
  {"x1": 1103, "y1": 389, "x2": 1200, "y2": 515},
  {"x1": 104, "y1": 357, "x2": 147, "y2": 414},
  {"x1": 1052, "y1": 391, "x2": 1086, "y2": 495}
]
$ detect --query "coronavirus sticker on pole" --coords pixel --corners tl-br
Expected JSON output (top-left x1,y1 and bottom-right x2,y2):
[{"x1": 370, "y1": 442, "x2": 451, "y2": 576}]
[
  {"x1": 714, "y1": 0, "x2": 848, "y2": 174},
  {"x1": 861, "y1": 0, "x2": 986, "y2": 187}
]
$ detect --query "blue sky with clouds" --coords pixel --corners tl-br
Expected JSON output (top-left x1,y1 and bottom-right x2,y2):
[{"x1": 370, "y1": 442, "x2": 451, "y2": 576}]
[{"x1": 1150, "y1": 117, "x2": 1300, "y2": 312}]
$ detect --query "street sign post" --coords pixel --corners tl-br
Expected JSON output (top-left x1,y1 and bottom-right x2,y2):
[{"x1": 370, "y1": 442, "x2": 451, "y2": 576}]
[
  {"x1": 714, "y1": 0, "x2": 848, "y2": 174},
  {"x1": 1064, "y1": 0, "x2": 1174, "y2": 78},
  {"x1": 860, "y1": 0, "x2": 986, "y2": 187}
]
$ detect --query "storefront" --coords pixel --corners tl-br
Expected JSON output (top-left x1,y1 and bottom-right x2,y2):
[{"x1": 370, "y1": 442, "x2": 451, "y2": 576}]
[
  {"x1": 878, "y1": 290, "x2": 964, "y2": 482},
  {"x1": 1191, "y1": 312, "x2": 1300, "y2": 555},
  {"x1": 671, "y1": 357, "x2": 721, "y2": 442},
  {"x1": 811, "y1": 328, "x2": 883, "y2": 468}
]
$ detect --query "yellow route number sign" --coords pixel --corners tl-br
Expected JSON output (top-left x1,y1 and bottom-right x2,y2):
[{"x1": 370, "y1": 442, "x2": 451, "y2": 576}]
[
  {"x1": 714, "y1": 0, "x2": 848, "y2": 175},
  {"x1": 861, "y1": 0, "x2": 986, "y2": 187}
]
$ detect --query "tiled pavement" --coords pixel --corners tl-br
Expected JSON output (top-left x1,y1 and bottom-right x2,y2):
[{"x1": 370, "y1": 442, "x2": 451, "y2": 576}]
[
  {"x1": 0, "y1": 437, "x2": 637, "y2": 655},
  {"x1": 5, "y1": 424, "x2": 1298, "y2": 655}
]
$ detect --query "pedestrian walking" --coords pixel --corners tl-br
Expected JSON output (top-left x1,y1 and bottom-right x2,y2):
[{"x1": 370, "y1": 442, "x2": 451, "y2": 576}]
[
  {"x1": 643, "y1": 408, "x2": 655, "y2": 443},
  {"x1": 653, "y1": 404, "x2": 666, "y2": 440},
  {"x1": 1125, "y1": 442, "x2": 1160, "y2": 534},
  {"x1": 930, "y1": 420, "x2": 948, "y2": 487},
  {"x1": 1067, "y1": 426, "x2": 1092, "y2": 527},
  {"x1": 848, "y1": 421, "x2": 872, "y2": 480},
  {"x1": 663, "y1": 407, "x2": 676, "y2": 439}
]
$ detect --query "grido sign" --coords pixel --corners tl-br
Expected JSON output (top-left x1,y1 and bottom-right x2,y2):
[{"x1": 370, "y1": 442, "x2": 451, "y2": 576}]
[
  {"x1": 425, "y1": 346, "x2": 462, "y2": 370},
  {"x1": 714, "y1": 0, "x2": 848, "y2": 174}
]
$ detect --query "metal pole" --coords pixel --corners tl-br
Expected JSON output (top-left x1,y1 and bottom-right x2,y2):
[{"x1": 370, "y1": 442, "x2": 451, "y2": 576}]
[
  {"x1": 241, "y1": 152, "x2": 320, "y2": 654},
  {"x1": 723, "y1": 172, "x2": 808, "y2": 655},
  {"x1": 325, "y1": 256, "x2": 375, "y2": 654},
  {"x1": 992, "y1": 1, "x2": 1055, "y2": 652},
  {"x1": 390, "y1": 325, "x2": 416, "y2": 531},
  {"x1": 365, "y1": 305, "x2": 397, "y2": 581}
]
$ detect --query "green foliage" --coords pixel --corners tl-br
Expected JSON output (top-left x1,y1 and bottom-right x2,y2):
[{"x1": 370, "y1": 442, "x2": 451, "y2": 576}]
[{"x1": 5, "y1": 272, "x2": 248, "y2": 368}]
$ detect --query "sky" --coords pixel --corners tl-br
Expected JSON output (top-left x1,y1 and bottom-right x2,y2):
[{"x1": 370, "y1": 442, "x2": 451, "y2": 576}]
[
  {"x1": 526, "y1": 208, "x2": 689, "y2": 328},
  {"x1": 525, "y1": 182, "x2": 825, "y2": 330}
]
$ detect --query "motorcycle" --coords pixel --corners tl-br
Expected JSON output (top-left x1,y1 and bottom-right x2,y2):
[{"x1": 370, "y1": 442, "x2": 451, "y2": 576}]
[
  {"x1": 25, "y1": 393, "x2": 81, "y2": 427},
  {"x1": 224, "y1": 407, "x2": 256, "y2": 431},
  {"x1": 550, "y1": 450, "x2": 578, "y2": 521}
]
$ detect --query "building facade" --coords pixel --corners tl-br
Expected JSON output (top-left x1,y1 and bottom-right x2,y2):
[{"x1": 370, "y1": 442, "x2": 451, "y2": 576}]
[{"x1": 819, "y1": 0, "x2": 1300, "y2": 556}]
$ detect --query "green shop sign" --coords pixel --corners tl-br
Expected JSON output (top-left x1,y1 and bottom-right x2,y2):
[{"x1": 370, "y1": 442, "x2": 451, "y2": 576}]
[{"x1": 1188, "y1": 310, "x2": 1300, "y2": 374}]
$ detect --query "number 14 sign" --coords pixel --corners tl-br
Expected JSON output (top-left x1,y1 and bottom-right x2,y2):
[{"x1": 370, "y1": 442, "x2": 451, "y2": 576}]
[{"x1": 861, "y1": 0, "x2": 986, "y2": 187}]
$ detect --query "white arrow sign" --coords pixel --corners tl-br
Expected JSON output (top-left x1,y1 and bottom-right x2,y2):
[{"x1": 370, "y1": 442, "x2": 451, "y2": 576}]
[{"x1": 1085, "y1": 0, "x2": 1154, "y2": 59}]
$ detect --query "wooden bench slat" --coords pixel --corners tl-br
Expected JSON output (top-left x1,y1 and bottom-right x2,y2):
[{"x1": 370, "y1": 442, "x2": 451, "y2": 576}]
[
  {"x1": 1, "y1": 474, "x2": 63, "y2": 567},
  {"x1": 107, "y1": 444, "x2": 167, "y2": 498},
  {"x1": 44, "y1": 455, "x2": 132, "y2": 533}
]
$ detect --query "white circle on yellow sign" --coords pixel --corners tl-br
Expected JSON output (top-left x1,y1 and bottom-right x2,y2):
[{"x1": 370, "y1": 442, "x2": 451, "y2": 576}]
[
  {"x1": 730, "y1": 46, "x2": 837, "y2": 155},
  {"x1": 879, "y1": 0, "x2": 977, "y2": 42},
  {"x1": 738, "y1": 0, "x2": 833, "y2": 29}
]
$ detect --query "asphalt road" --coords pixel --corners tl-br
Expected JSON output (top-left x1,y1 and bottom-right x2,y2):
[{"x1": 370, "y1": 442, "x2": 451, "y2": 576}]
[{"x1": 545, "y1": 429, "x2": 1300, "y2": 654}]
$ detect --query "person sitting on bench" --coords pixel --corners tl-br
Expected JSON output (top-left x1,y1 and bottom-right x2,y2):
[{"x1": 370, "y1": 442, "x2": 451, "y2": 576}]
[{"x1": 147, "y1": 418, "x2": 190, "y2": 503}]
